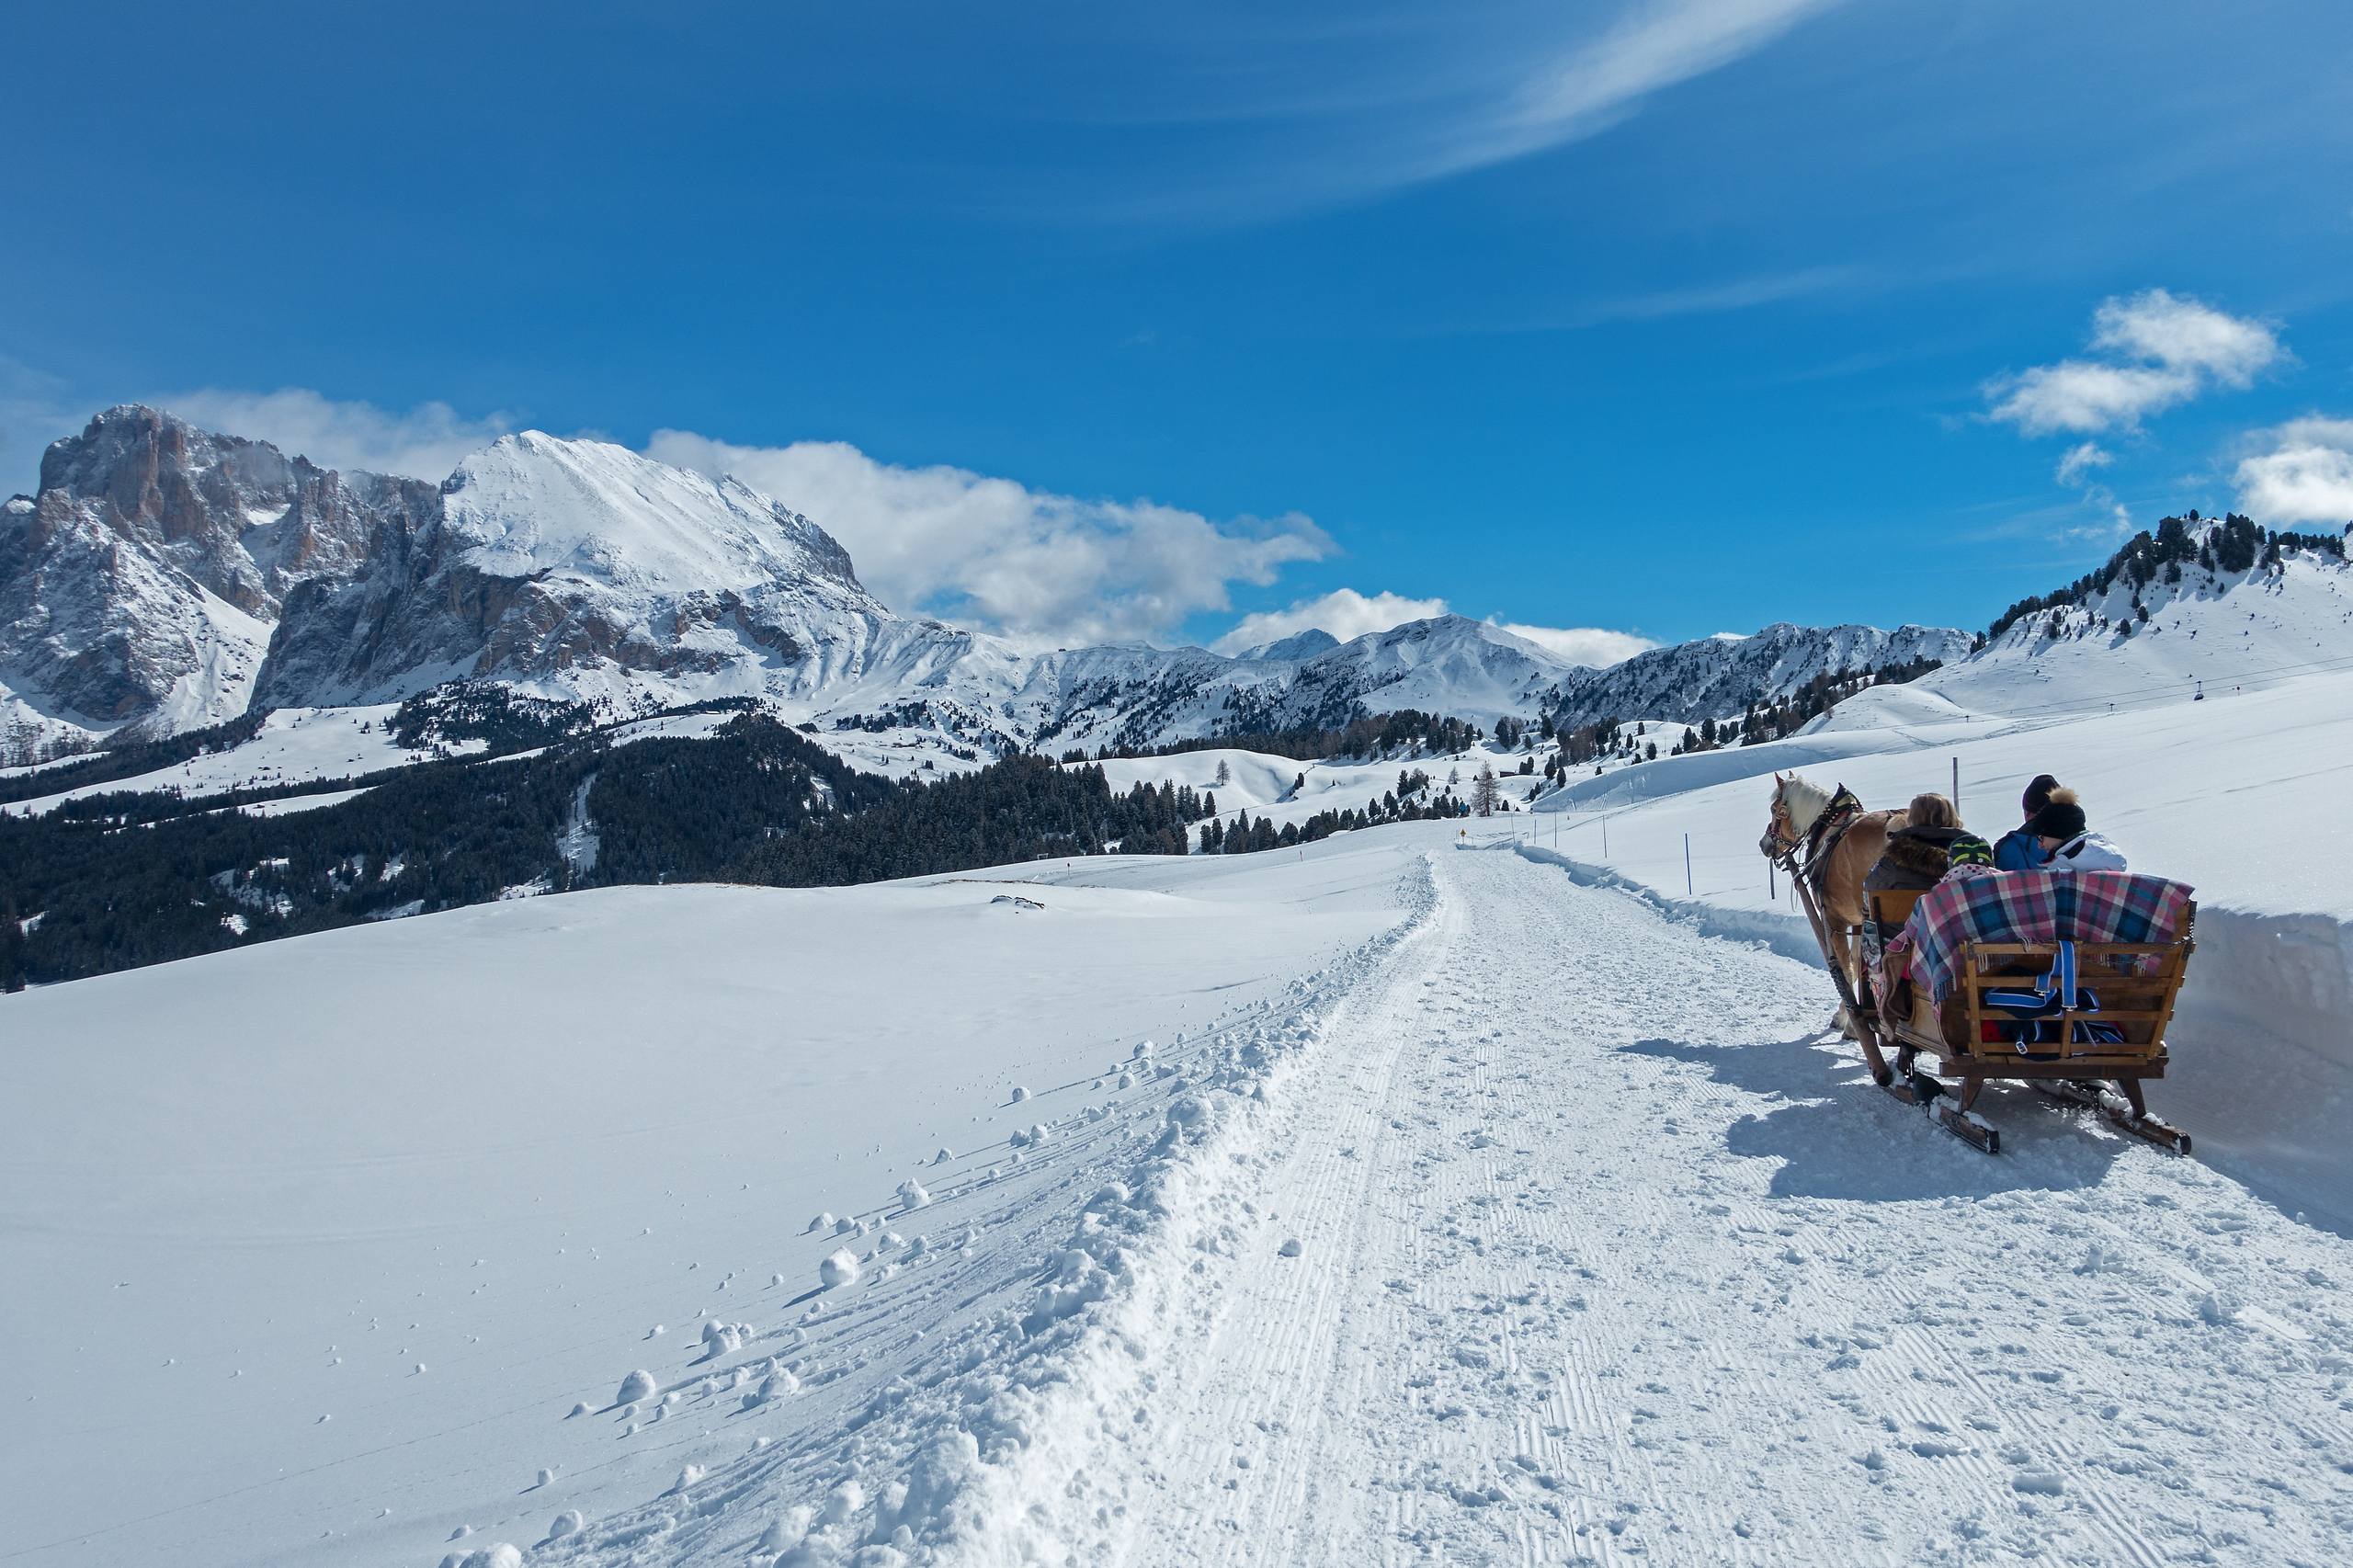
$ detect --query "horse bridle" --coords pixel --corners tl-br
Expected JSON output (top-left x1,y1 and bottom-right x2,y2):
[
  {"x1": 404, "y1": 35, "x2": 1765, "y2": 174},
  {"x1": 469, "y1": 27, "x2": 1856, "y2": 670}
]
[
  {"x1": 1762, "y1": 786, "x2": 1859, "y2": 876},
  {"x1": 1760, "y1": 793, "x2": 1802, "y2": 867}
]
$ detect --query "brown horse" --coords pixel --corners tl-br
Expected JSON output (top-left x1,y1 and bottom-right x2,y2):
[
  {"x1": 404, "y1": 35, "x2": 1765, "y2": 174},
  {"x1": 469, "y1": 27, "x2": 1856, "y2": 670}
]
[{"x1": 1761, "y1": 772, "x2": 1904, "y2": 1036}]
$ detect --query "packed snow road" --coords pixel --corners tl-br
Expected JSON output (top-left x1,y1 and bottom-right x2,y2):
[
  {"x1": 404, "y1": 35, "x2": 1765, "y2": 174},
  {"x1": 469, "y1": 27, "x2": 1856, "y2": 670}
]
[
  {"x1": 1118, "y1": 845, "x2": 2353, "y2": 1566},
  {"x1": 6, "y1": 831, "x2": 2350, "y2": 1566}
]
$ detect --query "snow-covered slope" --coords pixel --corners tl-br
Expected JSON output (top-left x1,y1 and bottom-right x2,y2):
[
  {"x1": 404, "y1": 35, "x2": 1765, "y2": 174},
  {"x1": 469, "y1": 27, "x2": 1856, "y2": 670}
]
[{"x1": 1916, "y1": 540, "x2": 2353, "y2": 722}]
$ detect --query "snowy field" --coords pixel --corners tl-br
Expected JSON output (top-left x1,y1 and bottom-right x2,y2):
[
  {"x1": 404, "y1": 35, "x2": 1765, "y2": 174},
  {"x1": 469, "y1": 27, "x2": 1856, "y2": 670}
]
[{"x1": 7, "y1": 829, "x2": 2352, "y2": 1565}]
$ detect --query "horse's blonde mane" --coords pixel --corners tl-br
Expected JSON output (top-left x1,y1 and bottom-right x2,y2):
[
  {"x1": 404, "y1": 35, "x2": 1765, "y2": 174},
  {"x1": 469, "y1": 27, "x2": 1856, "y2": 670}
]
[{"x1": 1777, "y1": 772, "x2": 1834, "y2": 836}]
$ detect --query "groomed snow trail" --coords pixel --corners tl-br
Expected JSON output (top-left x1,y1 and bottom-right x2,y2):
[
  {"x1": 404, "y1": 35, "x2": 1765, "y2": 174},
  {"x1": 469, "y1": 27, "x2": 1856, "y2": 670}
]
[{"x1": 1117, "y1": 846, "x2": 2353, "y2": 1566}]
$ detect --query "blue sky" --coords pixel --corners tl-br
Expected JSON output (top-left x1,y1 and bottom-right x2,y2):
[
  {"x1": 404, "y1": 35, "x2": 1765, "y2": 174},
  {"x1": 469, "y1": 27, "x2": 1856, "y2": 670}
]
[{"x1": 5, "y1": 0, "x2": 2350, "y2": 656}]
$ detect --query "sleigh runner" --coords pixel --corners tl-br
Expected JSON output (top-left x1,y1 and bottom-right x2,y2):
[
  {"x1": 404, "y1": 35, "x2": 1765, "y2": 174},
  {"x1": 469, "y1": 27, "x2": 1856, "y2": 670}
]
[{"x1": 1765, "y1": 777, "x2": 2198, "y2": 1156}]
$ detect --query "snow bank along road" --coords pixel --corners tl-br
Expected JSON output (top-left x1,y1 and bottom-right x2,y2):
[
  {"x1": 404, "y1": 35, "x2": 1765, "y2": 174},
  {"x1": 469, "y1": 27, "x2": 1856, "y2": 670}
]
[{"x1": 6, "y1": 829, "x2": 2351, "y2": 1565}]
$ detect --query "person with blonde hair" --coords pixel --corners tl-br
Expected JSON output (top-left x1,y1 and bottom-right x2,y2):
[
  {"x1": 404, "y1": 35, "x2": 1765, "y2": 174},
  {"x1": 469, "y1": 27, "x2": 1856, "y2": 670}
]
[{"x1": 1862, "y1": 792, "x2": 1984, "y2": 893}]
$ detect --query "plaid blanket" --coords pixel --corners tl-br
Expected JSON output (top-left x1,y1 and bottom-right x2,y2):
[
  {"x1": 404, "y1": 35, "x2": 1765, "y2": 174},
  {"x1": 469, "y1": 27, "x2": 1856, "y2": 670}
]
[{"x1": 1904, "y1": 870, "x2": 2194, "y2": 1004}]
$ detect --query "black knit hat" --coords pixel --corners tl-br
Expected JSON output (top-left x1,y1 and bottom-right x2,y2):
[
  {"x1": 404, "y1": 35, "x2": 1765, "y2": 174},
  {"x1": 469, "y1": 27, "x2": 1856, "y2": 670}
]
[
  {"x1": 2026, "y1": 787, "x2": 2086, "y2": 841},
  {"x1": 2022, "y1": 773, "x2": 2060, "y2": 816}
]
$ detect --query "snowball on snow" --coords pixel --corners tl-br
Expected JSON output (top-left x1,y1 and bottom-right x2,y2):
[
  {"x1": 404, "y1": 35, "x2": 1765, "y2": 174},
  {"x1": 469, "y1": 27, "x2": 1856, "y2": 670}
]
[
  {"x1": 931, "y1": 1147, "x2": 955, "y2": 1165},
  {"x1": 897, "y1": 1178, "x2": 931, "y2": 1210},
  {"x1": 807, "y1": 1211, "x2": 834, "y2": 1234},
  {"x1": 823, "y1": 1480, "x2": 865, "y2": 1525},
  {"x1": 461, "y1": 1547, "x2": 523, "y2": 1568},
  {"x1": 1009, "y1": 1085, "x2": 1030, "y2": 1103},
  {"x1": 616, "y1": 1369, "x2": 657, "y2": 1404},
  {"x1": 549, "y1": 1508, "x2": 585, "y2": 1539},
  {"x1": 760, "y1": 1506, "x2": 814, "y2": 1551},
  {"x1": 820, "y1": 1249, "x2": 862, "y2": 1288},
  {"x1": 832, "y1": 1215, "x2": 859, "y2": 1236}
]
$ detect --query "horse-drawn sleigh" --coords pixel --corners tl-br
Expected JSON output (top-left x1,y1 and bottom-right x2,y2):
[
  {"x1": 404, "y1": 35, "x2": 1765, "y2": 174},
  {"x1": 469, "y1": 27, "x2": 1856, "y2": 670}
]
[{"x1": 1760, "y1": 774, "x2": 2197, "y2": 1156}]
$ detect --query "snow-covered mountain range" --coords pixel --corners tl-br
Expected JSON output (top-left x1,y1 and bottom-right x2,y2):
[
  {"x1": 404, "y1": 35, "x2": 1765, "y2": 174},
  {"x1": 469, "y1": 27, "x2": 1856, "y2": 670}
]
[
  {"x1": 2, "y1": 404, "x2": 1986, "y2": 767},
  {"x1": 3, "y1": 409, "x2": 1603, "y2": 758}
]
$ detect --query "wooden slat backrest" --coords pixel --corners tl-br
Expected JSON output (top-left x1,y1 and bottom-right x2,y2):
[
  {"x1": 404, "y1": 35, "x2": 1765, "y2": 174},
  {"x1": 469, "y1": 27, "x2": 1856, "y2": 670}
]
[
  {"x1": 1953, "y1": 933, "x2": 2193, "y2": 1062},
  {"x1": 1867, "y1": 889, "x2": 1926, "y2": 931}
]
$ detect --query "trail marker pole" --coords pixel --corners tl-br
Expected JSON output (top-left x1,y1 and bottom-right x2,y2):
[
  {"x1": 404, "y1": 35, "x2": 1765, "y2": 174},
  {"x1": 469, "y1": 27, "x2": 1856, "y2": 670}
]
[
  {"x1": 1951, "y1": 756, "x2": 1960, "y2": 815},
  {"x1": 1684, "y1": 834, "x2": 1693, "y2": 896}
]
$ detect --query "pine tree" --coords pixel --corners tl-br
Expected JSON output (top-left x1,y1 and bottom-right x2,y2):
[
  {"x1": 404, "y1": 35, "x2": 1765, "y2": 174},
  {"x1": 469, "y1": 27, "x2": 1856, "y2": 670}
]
[
  {"x1": 1472, "y1": 763, "x2": 1500, "y2": 817},
  {"x1": 0, "y1": 893, "x2": 26, "y2": 993}
]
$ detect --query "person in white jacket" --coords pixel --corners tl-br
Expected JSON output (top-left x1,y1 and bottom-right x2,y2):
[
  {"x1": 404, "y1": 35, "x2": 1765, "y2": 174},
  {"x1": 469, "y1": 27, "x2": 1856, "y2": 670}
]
[{"x1": 2023, "y1": 787, "x2": 2128, "y2": 871}]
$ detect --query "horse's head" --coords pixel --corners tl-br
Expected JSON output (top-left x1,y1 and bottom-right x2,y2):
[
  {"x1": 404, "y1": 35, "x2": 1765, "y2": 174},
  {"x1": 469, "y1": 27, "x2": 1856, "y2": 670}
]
[{"x1": 1759, "y1": 771, "x2": 1831, "y2": 860}]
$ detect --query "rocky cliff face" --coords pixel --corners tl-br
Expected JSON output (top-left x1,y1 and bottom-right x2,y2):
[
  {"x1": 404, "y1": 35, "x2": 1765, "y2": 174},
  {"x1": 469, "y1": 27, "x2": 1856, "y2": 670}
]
[{"x1": 0, "y1": 406, "x2": 426, "y2": 733}]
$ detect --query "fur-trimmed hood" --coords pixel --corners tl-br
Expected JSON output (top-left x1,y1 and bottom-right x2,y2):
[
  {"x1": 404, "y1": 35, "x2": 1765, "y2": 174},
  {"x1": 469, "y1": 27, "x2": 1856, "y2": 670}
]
[{"x1": 1865, "y1": 824, "x2": 1980, "y2": 891}]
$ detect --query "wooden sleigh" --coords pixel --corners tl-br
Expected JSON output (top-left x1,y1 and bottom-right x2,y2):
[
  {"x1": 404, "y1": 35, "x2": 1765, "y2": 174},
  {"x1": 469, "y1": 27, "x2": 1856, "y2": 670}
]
[{"x1": 1788, "y1": 870, "x2": 2196, "y2": 1156}]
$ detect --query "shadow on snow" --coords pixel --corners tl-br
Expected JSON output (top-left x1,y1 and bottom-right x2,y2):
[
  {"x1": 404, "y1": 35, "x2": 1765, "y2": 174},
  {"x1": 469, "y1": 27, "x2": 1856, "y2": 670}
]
[{"x1": 1620, "y1": 1034, "x2": 2137, "y2": 1201}]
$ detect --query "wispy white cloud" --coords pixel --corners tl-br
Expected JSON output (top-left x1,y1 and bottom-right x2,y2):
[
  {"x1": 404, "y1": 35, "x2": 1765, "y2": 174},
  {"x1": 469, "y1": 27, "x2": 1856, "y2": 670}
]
[
  {"x1": 153, "y1": 386, "x2": 519, "y2": 481},
  {"x1": 1480, "y1": 0, "x2": 1846, "y2": 176},
  {"x1": 1989, "y1": 361, "x2": 2200, "y2": 437},
  {"x1": 646, "y1": 430, "x2": 1331, "y2": 647},
  {"x1": 2088, "y1": 290, "x2": 2281, "y2": 383},
  {"x1": 1436, "y1": 264, "x2": 1866, "y2": 339},
  {"x1": 1984, "y1": 289, "x2": 2284, "y2": 436},
  {"x1": 2053, "y1": 441, "x2": 2111, "y2": 486},
  {"x1": 2234, "y1": 415, "x2": 2353, "y2": 527},
  {"x1": 2049, "y1": 440, "x2": 2131, "y2": 540},
  {"x1": 1082, "y1": 0, "x2": 1847, "y2": 222}
]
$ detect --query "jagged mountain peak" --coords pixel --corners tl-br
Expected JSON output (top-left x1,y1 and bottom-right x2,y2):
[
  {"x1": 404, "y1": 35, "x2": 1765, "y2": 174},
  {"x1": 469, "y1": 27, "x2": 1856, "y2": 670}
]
[
  {"x1": 2, "y1": 404, "x2": 434, "y2": 738},
  {"x1": 1233, "y1": 628, "x2": 1340, "y2": 663}
]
